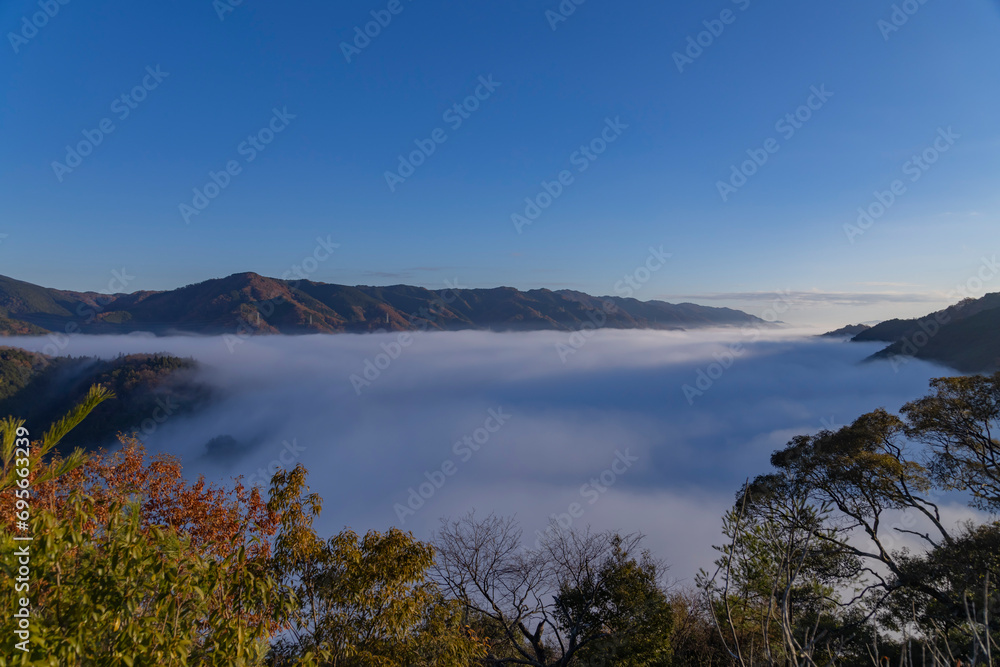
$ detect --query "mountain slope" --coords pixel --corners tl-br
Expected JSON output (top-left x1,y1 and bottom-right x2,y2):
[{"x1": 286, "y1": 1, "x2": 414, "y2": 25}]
[
  {"x1": 854, "y1": 293, "x2": 1000, "y2": 372},
  {"x1": 0, "y1": 348, "x2": 211, "y2": 451},
  {"x1": 0, "y1": 273, "x2": 767, "y2": 336},
  {"x1": 820, "y1": 324, "x2": 871, "y2": 338},
  {"x1": 0, "y1": 311, "x2": 48, "y2": 335}
]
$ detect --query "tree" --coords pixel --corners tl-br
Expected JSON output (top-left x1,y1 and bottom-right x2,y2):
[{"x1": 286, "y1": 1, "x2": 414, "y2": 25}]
[
  {"x1": 1, "y1": 495, "x2": 284, "y2": 665},
  {"x1": 768, "y1": 408, "x2": 955, "y2": 615},
  {"x1": 902, "y1": 373, "x2": 1000, "y2": 512},
  {"x1": 699, "y1": 475, "x2": 859, "y2": 667},
  {"x1": 0, "y1": 386, "x2": 293, "y2": 666},
  {"x1": 33, "y1": 436, "x2": 278, "y2": 561},
  {"x1": 266, "y1": 464, "x2": 483, "y2": 666},
  {"x1": 746, "y1": 374, "x2": 1000, "y2": 664},
  {"x1": 433, "y1": 512, "x2": 673, "y2": 666},
  {"x1": 557, "y1": 533, "x2": 674, "y2": 667},
  {"x1": 666, "y1": 589, "x2": 730, "y2": 667}
]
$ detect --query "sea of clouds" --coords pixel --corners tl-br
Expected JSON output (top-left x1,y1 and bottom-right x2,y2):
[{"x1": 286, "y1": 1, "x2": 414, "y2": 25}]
[{"x1": 7, "y1": 328, "x2": 963, "y2": 584}]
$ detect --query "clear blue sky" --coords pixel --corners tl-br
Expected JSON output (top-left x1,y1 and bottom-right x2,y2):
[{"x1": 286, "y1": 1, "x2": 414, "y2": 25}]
[{"x1": 2, "y1": 0, "x2": 998, "y2": 326}]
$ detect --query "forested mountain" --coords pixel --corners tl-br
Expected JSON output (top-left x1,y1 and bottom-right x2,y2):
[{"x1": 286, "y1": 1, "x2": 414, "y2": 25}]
[
  {"x1": 851, "y1": 292, "x2": 1000, "y2": 372},
  {"x1": 0, "y1": 347, "x2": 210, "y2": 451},
  {"x1": 819, "y1": 323, "x2": 871, "y2": 338},
  {"x1": 0, "y1": 273, "x2": 764, "y2": 336}
]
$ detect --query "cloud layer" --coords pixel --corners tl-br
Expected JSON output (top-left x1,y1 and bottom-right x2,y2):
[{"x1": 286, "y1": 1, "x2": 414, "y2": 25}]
[{"x1": 7, "y1": 329, "x2": 960, "y2": 583}]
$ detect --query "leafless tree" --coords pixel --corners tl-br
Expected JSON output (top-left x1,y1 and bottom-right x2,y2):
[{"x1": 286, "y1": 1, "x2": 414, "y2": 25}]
[{"x1": 432, "y1": 512, "x2": 670, "y2": 667}]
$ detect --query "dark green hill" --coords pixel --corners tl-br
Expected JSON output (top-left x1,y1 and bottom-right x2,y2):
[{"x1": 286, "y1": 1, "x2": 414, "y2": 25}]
[
  {"x1": 0, "y1": 274, "x2": 79, "y2": 318},
  {"x1": 0, "y1": 272, "x2": 766, "y2": 336},
  {"x1": 854, "y1": 293, "x2": 1000, "y2": 373},
  {"x1": 819, "y1": 324, "x2": 871, "y2": 338},
  {"x1": 854, "y1": 294, "x2": 1000, "y2": 343},
  {"x1": 0, "y1": 348, "x2": 211, "y2": 451},
  {"x1": 866, "y1": 306, "x2": 1000, "y2": 373}
]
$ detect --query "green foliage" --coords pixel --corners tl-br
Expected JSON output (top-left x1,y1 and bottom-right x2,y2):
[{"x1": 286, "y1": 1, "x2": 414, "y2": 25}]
[
  {"x1": 903, "y1": 372, "x2": 1000, "y2": 511},
  {"x1": 0, "y1": 348, "x2": 47, "y2": 401},
  {"x1": 699, "y1": 475, "x2": 857, "y2": 666},
  {"x1": 558, "y1": 535, "x2": 674, "y2": 667},
  {"x1": 708, "y1": 373, "x2": 1000, "y2": 665},
  {"x1": 434, "y1": 514, "x2": 674, "y2": 667},
  {"x1": 267, "y1": 465, "x2": 483, "y2": 666},
  {"x1": 0, "y1": 384, "x2": 112, "y2": 493},
  {"x1": 40, "y1": 385, "x2": 115, "y2": 452},
  {"x1": 0, "y1": 496, "x2": 288, "y2": 666},
  {"x1": 1, "y1": 382, "x2": 290, "y2": 666}
]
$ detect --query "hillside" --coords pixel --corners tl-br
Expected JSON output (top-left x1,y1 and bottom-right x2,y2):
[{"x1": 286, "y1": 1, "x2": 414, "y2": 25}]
[
  {"x1": 0, "y1": 273, "x2": 766, "y2": 336},
  {"x1": 0, "y1": 348, "x2": 212, "y2": 451},
  {"x1": 0, "y1": 311, "x2": 47, "y2": 335},
  {"x1": 819, "y1": 323, "x2": 871, "y2": 338},
  {"x1": 853, "y1": 292, "x2": 1000, "y2": 372}
]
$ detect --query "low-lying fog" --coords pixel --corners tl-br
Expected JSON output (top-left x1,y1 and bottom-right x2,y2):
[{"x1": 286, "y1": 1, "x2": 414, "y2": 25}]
[{"x1": 8, "y1": 328, "x2": 960, "y2": 584}]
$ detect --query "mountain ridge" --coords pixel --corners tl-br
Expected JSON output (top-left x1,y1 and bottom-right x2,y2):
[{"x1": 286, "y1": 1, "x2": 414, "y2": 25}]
[
  {"x1": 819, "y1": 323, "x2": 872, "y2": 338},
  {"x1": 0, "y1": 272, "x2": 767, "y2": 337},
  {"x1": 851, "y1": 292, "x2": 1000, "y2": 372}
]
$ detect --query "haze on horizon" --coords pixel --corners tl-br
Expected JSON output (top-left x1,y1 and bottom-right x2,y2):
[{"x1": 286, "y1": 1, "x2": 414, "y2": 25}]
[{"x1": 2, "y1": 1, "x2": 1000, "y2": 329}]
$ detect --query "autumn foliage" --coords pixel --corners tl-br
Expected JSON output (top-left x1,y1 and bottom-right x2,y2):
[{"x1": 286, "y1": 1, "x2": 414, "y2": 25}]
[{"x1": 24, "y1": 435, "x2": 277, "y2": 561}]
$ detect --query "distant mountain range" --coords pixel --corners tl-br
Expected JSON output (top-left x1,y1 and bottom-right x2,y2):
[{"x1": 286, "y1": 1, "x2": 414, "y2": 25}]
[
  {"x1": 0, "y1": 273, "x2": 765, "y2": 337},
  {"x1": 849, "y1": 292, "x2": 1000, "y2": 373}
]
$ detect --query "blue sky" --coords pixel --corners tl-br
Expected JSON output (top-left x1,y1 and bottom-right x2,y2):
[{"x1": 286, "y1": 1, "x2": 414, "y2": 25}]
[{"x1": 2, "y1": 0, "x2": 998, "y2": 326}]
